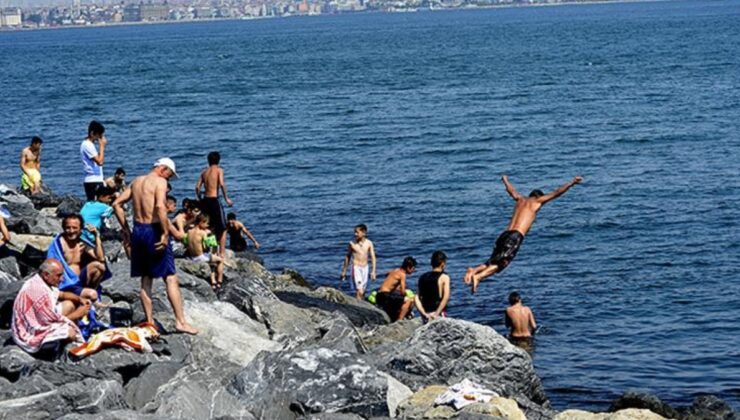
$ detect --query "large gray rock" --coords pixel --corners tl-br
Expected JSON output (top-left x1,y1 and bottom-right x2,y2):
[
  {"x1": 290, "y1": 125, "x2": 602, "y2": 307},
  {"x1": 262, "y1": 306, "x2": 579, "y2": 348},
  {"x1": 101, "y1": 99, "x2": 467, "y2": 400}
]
[
  {"x1": 372, "y1": 318, "x2": 551, "y2": 417},
  {"x1": 0, "y1": 378, "x2": 127, "y2": 419},
  {"x1": 124, "y1": 362, "x2": 183, "y2": 410},
  {"x1": 274, "y1": 285, "x2": 390, "y2": 328},
  {"x1": 0, "y1": 281, "x2": 23, "y2": 329},
  {"x1": 229, "y1": 347, "x2": 402, "y2": 419},
  {"x1": 59, "y1": 411, "x2": 173, "y2": 420},
  {"x1": 678, "y1": 395, "x2": 736, "y2": 420},
  {"x1": 609, "y1": 392, "x2": 679, "y2": 419},
  {"x1": 0, "y1": 257, "x2": 21, "y2": 280},
  {"x1": 55, "y1": 195, "x2": 84, "y2": 218}
]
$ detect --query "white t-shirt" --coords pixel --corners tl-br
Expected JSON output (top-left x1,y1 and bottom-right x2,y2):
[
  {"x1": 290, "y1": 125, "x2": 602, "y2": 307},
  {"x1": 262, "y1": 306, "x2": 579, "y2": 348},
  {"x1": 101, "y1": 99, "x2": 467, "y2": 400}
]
[{"x1": 80, "y1": 139, "x2": 104, "y2": 183}]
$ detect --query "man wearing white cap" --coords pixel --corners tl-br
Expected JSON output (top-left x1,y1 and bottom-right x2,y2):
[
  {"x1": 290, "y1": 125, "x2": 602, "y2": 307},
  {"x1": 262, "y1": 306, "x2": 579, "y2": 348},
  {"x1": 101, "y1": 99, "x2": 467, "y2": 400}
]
[{"x1": 112, "y1": 158, "x2": 198, "y2": 335}]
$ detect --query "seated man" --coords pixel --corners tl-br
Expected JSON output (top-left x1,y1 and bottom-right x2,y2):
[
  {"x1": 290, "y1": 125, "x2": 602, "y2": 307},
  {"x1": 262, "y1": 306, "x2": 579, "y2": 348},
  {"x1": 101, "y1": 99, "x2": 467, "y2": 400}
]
[
  {"x1": 104, "y1": 167, "x2": 127, "y2": 198},
  {"x1": 376, "y1": 256, "x2": 417, "y2": 322},
  {"x1": 415, "y1": 250, "x2": 451, "y2": 322},
  {"x1": 47, "y1": 214, "x2": 107, "y2": 301},
  {"x1": 12, "y1": 259, "x2": 88, "y2": 360},
  {"x1": 186, "y1": 214, "x2": 224, "y2": 290},
  {"x1": 171, "y1": 198, "x2": 199, "y2": 242}
]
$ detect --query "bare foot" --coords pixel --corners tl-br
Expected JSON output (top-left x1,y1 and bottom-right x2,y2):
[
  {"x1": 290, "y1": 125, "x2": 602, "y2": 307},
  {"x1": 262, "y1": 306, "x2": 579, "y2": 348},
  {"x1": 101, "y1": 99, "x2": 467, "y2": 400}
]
[
  {"x1": 471, "y1": 276, "x2": 480, "y2": 295},
  {"x1": 464, "y1": 268, "x2": 475, "y2": 284},
  {"x1": 175, "y1": 323, "x2": 199, "y2": 335}
]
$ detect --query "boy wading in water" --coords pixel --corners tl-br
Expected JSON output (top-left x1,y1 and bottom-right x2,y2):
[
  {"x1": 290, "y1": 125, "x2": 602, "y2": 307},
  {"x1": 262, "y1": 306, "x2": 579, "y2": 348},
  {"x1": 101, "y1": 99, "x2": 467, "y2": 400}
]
[
  {"x1": 340, "y1": 224, "x2": 376, "y2": 300},
  {"x1": 464, "y1": 175, "x2": 583, "y2": 294},
  {"x1": 113, "y1": 158, "x2": 198, "y2": 335},
  {"x1": 505, "y1": 291, "x2": 537, "y2": 353},
  {"x1": 195, "y1": 152, "x2": 233, "y2": 259},
  {"x1": 186, "y1": 214, "x2": 225, "y2": 291}
]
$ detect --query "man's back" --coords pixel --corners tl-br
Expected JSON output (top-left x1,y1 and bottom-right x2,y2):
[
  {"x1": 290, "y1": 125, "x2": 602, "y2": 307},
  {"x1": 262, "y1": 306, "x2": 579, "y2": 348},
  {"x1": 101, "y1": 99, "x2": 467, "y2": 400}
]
[
  {"x1": 506, "y1": 198, "x2": 542, "y2": 236},
  {"x1": 506, "y1": 304, "x2": 534, "y2": 338},
  {"x1": 379, "y1": 269, "x2": 404, "y2": 293},
  {"x1": 201, "y1": 166, "x2": 222, "y2": 198},
  {"x1": 130, "y1": 174, "x2": 164, "y2": 224}
]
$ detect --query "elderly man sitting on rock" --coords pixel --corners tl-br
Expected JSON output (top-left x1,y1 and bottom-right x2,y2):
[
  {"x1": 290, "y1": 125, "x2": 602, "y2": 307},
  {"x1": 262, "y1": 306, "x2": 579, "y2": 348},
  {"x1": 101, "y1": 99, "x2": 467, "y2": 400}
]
[{"x1": 12, "y1": 258, "x2": 87, "y2": 361}]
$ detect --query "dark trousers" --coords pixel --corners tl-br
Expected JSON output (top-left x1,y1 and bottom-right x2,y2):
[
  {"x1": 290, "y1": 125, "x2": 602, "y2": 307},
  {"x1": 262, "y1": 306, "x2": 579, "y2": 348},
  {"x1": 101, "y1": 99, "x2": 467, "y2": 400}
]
[{"x1": 84, "y1": 182, "x2": 103, "y2": 202}]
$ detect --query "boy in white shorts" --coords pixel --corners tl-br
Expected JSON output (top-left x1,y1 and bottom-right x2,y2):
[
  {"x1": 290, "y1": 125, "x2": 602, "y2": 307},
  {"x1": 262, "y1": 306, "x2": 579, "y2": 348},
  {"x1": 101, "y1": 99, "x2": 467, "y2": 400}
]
[
  {"x1": 186, "y1": 214, "x2": 224, "y2": 291},
  {"x1": 340, "y1": 224, "x2": 376, "y2": 299}
]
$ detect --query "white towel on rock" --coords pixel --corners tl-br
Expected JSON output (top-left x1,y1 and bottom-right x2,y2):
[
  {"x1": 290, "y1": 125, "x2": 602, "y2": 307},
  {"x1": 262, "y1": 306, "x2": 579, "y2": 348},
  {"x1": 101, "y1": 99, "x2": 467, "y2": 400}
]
[{"x1": 433, "y1": 379, "x2": 499, "y2": 410}]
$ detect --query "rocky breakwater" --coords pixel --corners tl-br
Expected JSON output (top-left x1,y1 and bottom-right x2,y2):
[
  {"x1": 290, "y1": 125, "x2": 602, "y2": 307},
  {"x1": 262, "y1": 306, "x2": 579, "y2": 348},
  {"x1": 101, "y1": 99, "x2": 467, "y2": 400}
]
[{"x1": 0, "y1": 182, "x2": 737, "y2": 420}]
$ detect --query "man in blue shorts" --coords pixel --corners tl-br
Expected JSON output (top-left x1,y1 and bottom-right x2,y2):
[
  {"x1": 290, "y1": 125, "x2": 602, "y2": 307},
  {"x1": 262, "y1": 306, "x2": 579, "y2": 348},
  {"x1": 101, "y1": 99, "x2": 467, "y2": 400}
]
[{"x1": 113, "y1": 158, "x2": 198, "y2": 335}]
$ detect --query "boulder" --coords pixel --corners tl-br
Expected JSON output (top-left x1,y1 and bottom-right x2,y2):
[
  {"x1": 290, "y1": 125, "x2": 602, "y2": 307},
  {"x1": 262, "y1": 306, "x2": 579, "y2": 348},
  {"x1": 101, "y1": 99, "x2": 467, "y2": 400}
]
[
  {"x1": 55, "y1": 195, "x2": 84, "y2": 218},
  {"x1": 124, "y1": 362, "x2": 183, "y2": 410},
  {"x1": 0, "y1": 378, "x2": 128, "y2": 419},
  {"x1": 0, "y1": 281, "x2": 23, "y2": 329},
  {"x1": 26, "y1": 185, "x2": 65, "y2": 209},
  {"x1": 59, "y1": 411, "x2": 173, "y2": 420},
  {"x1": 372, "y1": 318, "x2": 551, "y2": 418},
  {"x1": 396, "y1": 385, "x2": 525, "y2": 420},
  {"x1": 315, "y1": 313, "x2": 367, "y2": 354},
  {"x1": 554, "y1": 409, "x2": 668, "y2": 420},
  {"x1": 229, "y1": 347, "x2": 402, "y2": 419},
  {"x1": 609, "y1": 392, "x2": 679, "y2": 419},
  {"x1": 360, "y1": 318, "x2": 421, "y2": 350},
  {"x1": 678, "y1": 395, "x2": 736, "y2": 420},
  {"x1": 274, "y1": 285, "x2": 390, "y2": 328},
  {"x1": 0, "y1": 257, "x2": 21, "y2": 280}
]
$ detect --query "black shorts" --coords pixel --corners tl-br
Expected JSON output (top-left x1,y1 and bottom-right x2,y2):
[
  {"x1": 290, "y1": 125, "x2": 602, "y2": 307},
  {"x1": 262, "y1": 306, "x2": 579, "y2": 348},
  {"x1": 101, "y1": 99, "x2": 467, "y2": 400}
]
[
  {"x1": 376, "y1": 291, "x2": 405, "y2": 320},
  {"x1": 200, "y1": 197, "x2": 227, "y2": 238},
  {"x1": 487, "y1": 230, "x2": 524, "y2": 272},
  {"x1": 83, "y1": 182, "x2": 103, "y2": 202}
]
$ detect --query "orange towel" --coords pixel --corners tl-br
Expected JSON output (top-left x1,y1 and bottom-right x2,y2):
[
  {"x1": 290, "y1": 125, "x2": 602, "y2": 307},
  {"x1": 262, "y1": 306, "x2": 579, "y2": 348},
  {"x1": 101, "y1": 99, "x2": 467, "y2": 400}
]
[{"x1": 69, "y1": 323, "x2": 160, "y2": 358}]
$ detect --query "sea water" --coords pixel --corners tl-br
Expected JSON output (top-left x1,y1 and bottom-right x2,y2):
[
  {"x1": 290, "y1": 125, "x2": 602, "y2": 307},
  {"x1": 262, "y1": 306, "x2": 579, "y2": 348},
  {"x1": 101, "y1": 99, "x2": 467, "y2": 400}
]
[{"x1": 1, "y1": 0, "x2": 739, "y2": 410}]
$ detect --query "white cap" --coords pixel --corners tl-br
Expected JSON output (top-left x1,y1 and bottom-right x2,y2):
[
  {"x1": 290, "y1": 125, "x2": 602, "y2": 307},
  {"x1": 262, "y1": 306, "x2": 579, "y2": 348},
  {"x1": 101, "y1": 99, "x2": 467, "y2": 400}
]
[{"x1": 153, "y1": 157, "x2": 178, "y2": 178}]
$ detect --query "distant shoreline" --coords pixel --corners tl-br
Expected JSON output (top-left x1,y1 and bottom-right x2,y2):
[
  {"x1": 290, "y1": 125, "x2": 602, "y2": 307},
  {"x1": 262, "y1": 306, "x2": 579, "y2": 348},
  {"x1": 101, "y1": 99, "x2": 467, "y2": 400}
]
[{"x1": 0, "y1": 0, "x2": 667, "y2": 33}]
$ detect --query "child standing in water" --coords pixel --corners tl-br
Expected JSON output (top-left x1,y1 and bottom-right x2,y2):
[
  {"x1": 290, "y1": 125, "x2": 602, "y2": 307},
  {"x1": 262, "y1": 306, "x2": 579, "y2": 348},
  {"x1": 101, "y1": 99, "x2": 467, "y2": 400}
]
[{"x1": 340, "y1": 224, "x2": 376, "y2": 300}]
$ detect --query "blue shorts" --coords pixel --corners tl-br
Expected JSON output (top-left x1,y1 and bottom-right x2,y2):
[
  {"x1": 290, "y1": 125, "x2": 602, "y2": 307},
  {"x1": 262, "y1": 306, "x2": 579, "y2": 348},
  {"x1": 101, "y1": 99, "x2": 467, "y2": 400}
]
[{"x1": 130, "y1": 222, "x2": 176, "y2": 279}]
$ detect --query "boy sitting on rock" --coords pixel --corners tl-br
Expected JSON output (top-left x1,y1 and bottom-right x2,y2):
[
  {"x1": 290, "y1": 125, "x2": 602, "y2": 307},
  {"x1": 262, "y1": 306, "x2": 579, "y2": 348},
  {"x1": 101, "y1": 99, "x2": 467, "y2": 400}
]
[{"x1": 186, "y1": 214, "x2": 224, "y2": 290}]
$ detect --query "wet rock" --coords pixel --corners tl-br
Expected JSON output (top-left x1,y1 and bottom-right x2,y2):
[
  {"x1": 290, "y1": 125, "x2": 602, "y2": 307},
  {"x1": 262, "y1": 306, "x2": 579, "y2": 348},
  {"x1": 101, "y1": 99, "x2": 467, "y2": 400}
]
[
  {"x1": 554, "y1": 409, "x2": 668, "y2": 420},
  {"x1": 609, "y1": 392, "x2": 679, "y2": 419},
  {"x1": 372, "y1": 318, "x2": 551, "y2": 418},
  {"x1": 229, "y1": 347, "x2": 400, "y2": 419},
  {"x1": 679, "y1": 395, "x2": 736, "y2": 420}
]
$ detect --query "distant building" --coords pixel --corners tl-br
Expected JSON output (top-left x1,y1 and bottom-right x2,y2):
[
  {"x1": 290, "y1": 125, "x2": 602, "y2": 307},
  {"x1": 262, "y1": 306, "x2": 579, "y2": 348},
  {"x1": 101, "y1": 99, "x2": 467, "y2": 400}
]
[
  {"x1": 0, "y1": 7, "x2": 22, "y2": 27},
  {"x1": 140, "y1": 2, "x2": 169, "y2": 20},
  {"x1": 123, "y1": 3, "x2": 140, "y2": 21}
]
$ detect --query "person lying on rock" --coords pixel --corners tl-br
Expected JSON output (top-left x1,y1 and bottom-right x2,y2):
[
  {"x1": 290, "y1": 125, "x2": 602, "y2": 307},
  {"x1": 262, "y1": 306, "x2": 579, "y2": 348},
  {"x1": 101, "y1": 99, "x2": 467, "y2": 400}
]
[
  {"x1": 12, "y1": 258, "x2": 86, "y2": 361},
  {"x1": 113, "y1": 157, "x2": 198, "y2": 335},
  {"x1": 376, "y1": 256, "x2": 417, "y2": 322},
  {"x1": 52, "y1": 214, "x2": 107, "y2": 301},
  {"x1": 464, "y1": 175, "x2": 583, "y2": 293},
  {"x1": 415, "y1": 250, "x2": 451, "y2": 322},
  {"x1": 186, "y1": 214, "x2": 225, "y2": 291}
]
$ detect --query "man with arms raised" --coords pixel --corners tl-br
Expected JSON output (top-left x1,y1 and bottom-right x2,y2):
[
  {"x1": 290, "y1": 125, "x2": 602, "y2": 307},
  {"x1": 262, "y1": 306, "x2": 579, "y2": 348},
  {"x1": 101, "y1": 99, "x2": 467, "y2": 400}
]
[
  {"x1": 113, "y1": 158, "x2": 198, "y2": 335},
  {"x1": 464, "y1": 175, "x2": 583, "y2": 293}
]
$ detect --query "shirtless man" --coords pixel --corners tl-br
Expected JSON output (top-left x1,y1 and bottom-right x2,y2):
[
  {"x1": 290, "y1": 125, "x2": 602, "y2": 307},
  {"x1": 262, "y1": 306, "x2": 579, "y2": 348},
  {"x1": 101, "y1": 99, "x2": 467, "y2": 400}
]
[
  {"x1": 376, "y1": 257, "x2": 417, "y2": 321},
  {"x1": 464, "y1": 175, "x2": 583, "y2": 293},
  {"x1": 505, "y1": 291, "x2": 537, "y2": 338},
  {"x1": 58, "y1": 214, "x2": 106, "y2": 301},
  {"x1": 195, "y1": 152, "x2": 233, "y2": 258},
  {"x1": 340, "y1": 224, "x2": 376, "y2": 299},
  {"x1": 170, "y1": 198, "x2": 198, "y2": 241},
  {"x1": 113, "y1": 158, "x2": 198, "y2": 335},
  {"x1": 20, "y1": 137, "x2": 43, "y2": 194},
  {"x1": 105, "y1": 167, "x2": 127, "y2": 198}
]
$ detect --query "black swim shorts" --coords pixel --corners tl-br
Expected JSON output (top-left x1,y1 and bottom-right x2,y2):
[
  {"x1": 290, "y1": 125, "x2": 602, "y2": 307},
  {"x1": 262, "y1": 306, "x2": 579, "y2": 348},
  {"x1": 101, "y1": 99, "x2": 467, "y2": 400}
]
[
  {"x1": 487, "y1": 230, "x2": 524, "y2": 272},
  {"x1": 376, "y1": 291, "x2": 405, "y2": 320}
]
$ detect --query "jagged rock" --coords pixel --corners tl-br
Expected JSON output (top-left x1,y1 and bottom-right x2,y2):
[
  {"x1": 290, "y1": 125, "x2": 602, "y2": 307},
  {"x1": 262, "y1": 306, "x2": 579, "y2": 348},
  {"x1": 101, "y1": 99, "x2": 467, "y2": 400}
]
[
  {"x1": 554, "y1": 409, "x2": 668, "y2": 420},
  {"x1": 124, "y1": 362, "x2": 183, "y2": 410},
  {"x1": 0, "y1": 378, "x2": 128, "y2": 419},
  {"x1": 5, "y1": 234, "x2": 53, "y2": 253},
  {"x1": 0, "y1": 281, "x2": 23, "y2": 329},
  {"x1": 396, "y1": 385, "x2": 525, "y2": 420},
  {"x1": 315, "y1": 313, "x2": 367, "y2": 354},
  {"x1": 103, "y1": 240, "x2": 125, "y2": 263},
  {"x1": 59, "y1": 411, "x2": 173, "y2": 420},
  {"x1": 298, "y1": 414, "x2": 366, "y2": 420},
  {"x1": 274, "y1": 285, "x2": 390, "y2": 328},
  {"x1": 233, "y1": 249, "x2": 264, "y2": 265},
  {"x1": 140, "y1": 336, "x2": 255, "y2": 419},
  {"x1": 0, "y1": 257, "x2": 21, "y2": 279},
  {"x1": 184, "y1": 300, "x2": 280, "y2": 365},
  {"x1": 361, "y1": 318, "x2": 422, "y2": 350},
  {"x1": 679, "y1": 395, "x2": 736, "y2": 420},
  {"x1": 372, "y1": 318, "x2": 551, "y2": 419},
  {"x1": 26, "y1": 186, "x2": 65, "y2": 210},
  {"x1": 229, "y1": 347, "x2": 403, "y2": 419},
  {"x1": 55, "y1": 195, "x2": 84, "y2": 218},
  {"x1": 609, "y1": 392, "x2": 679, "y2": 419},
  {"x1": 0, "y1": 346, "x2": 39, "y2": 384},
  {"x1": 279, "y1": 267, "x2": 312, "y2": 288}
]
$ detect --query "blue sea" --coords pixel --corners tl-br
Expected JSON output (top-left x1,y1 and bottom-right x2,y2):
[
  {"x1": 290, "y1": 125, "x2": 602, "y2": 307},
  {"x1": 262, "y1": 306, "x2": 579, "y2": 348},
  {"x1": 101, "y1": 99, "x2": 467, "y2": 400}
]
[{"x1": 1, "y1": 0, "x2": 739, "y2": 411}]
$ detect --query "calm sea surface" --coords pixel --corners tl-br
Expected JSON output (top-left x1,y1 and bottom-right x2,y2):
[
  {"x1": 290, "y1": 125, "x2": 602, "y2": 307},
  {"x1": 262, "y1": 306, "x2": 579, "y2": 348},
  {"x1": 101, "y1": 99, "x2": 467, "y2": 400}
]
[{"x1": 1, "y1": 0, "x2": 739, "y2": 411}]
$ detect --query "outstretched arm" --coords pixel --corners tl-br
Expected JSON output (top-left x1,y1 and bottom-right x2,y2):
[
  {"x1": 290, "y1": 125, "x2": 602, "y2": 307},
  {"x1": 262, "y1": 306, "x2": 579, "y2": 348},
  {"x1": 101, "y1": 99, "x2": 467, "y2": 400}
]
[
  {"x1": 538, "y1": 176, "x2": 583, "y2": 204},
  {"x1": 528, "y1": 309, "x2": 537, "y2": 333},
  {"x1": 240, "y1": 222, "x2": 260, "y2": 249},
  {"x1": 502, "y1": 175, "x2": 522, "y2": 201}
]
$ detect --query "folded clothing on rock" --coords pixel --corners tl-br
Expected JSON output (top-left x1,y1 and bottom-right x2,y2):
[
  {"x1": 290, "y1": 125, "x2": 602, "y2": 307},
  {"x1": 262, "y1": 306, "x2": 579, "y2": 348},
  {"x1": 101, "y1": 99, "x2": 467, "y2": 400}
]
[{"x1": 434, "y1": 379, "x2": 499, "y2": 410}]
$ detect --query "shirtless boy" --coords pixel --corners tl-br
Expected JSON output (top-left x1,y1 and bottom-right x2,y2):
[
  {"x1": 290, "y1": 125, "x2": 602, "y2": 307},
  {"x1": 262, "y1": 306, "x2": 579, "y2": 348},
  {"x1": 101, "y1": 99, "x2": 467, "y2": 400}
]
[
  {"x1": 186, "y1": 214, "x2": 224, "y2": 290},
  {"x1": 376, "y1": 256, "x2": 417, "y2": 322},
  {"x1": 505, "y1": 291, "x2": 537, "y2": 338},
  {"x1": 340, "y1": 224, "x2": 376, "y2": 299},
  {"x1": 113, "y1": 158, "x2": 197, "y2": 335},
  {"x1": 20, "y1": 136, "x2": 43, "y2": 194},
  {"x1": 195, "y1": 152, "x2": 233, "y2": 258},
  {"x1": 226, "y1": 212, "x2": 260, "y2": 252},
  {"x1": 58, "y1": 214, "x2": 106, "y2": 301},
  {"x1": 464, "y1": 175, "x2": 583, "y2": 293}
]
